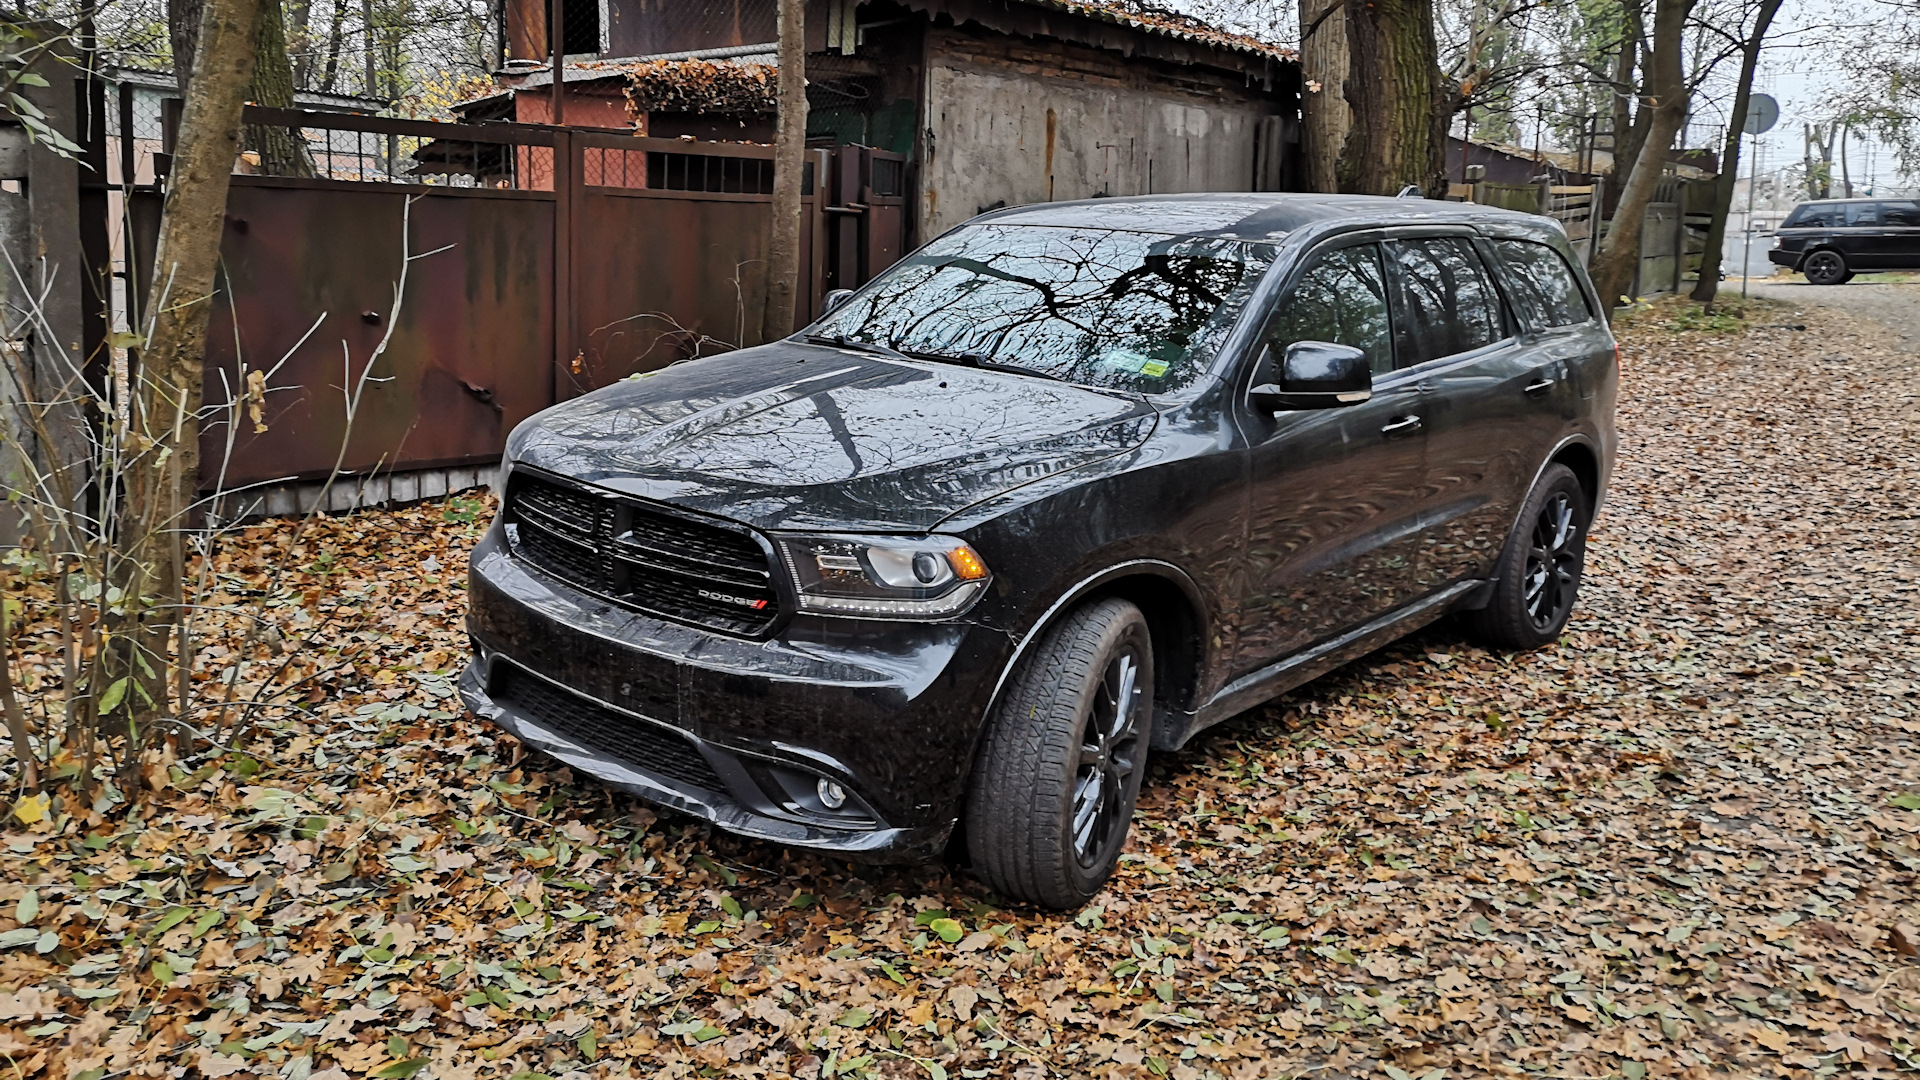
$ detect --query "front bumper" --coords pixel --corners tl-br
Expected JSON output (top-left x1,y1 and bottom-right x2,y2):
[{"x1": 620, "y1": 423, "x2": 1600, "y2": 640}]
[{"x1": 459, "y1": 526, "x2": 1012, "y2": 862}]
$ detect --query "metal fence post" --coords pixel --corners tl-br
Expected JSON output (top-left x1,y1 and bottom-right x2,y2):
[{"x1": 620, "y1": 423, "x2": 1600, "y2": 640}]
[{"x1": 553, "y1": 126, "x2": 574, "y2": 402}]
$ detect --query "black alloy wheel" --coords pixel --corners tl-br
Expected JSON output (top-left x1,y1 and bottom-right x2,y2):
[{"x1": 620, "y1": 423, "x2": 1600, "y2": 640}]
[
  {"x1": 1070, "y1": 646, "x2": 1146, "y2": 869},
  {"x1": 1522, "y1": 489, "x2": 1581, "y2": 632},
  {"x1": 1462, "y1": 463, "x2": 1590, "y2": 650},
  {"x1": 1803, "y1": 249, "x2": 1849, "y2": 285},
  {"x1": 966, "y1": 597, "x2": 1153, "y2": 909}
]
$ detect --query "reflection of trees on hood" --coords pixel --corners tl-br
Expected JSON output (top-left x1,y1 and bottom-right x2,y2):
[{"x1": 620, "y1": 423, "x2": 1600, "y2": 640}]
[{"x1": 825, "y1": 226, "x2": 1274, "y2": 391}]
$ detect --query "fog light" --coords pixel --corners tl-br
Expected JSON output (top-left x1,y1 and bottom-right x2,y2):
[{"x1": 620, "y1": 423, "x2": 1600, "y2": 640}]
[{"x1": 817, "y1": 778, "x2": 848, "y2": 809}]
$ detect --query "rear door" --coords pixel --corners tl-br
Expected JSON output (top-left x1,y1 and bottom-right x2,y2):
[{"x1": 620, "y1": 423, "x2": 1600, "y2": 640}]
[
  {"x1": 1840, "y1": 201, "x2": 1886, "y2": 268},
  {"x1": 1382, "y1": 233, "x2": 1537, "y2": 593},
  {"x1": 1878, "y1": 201, "x2": 1920, "y2": 269}
]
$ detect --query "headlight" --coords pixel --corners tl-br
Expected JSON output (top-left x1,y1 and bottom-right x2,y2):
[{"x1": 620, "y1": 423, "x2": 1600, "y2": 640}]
[{"x1": 774, "y1": 534, "x2": 991, "y2": 619}]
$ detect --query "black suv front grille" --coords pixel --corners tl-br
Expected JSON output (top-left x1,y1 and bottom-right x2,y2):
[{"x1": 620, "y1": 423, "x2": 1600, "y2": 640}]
[
  {"x1": 494, "y1": 666, "x2": 725, "y2": 795},
  {"x1": 504, "y1": 472, "x2": 782, "y2": 636}
]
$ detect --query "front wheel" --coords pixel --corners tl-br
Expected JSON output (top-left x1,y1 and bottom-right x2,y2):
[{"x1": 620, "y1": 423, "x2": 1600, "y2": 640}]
[
  {"x1": 1803, "y1": 249, "x2": 1849, "y2": 285},
  {"x1": 1462, "y1": 464, "x2": 1590, "y2": 650},
  {"x1": 965, "y1": 597, "x2": 1153, "y2": 909}
]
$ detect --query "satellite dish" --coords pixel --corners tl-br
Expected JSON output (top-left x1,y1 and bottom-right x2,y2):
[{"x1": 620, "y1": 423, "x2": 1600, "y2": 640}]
[{"x1": 1743, "y1": 93, "x2": 1779, "y2": 135}]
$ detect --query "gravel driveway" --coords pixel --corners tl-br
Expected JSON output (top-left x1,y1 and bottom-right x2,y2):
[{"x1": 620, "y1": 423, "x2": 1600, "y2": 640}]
[{"x1": 1751, "y1": 278, "x2": 1920, "y2": 346}]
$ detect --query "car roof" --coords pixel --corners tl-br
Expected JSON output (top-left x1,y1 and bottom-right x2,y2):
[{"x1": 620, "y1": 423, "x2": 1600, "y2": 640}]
[
  {"x1": 971, "y1": 192, "x2": 1556, "y2": 242},
  {"x1": 1795, "y1": 197, "x2": 1886, "y2": 205}
]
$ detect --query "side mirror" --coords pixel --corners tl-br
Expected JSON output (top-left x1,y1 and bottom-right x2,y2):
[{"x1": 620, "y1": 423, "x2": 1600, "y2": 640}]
[
  {"x1": 818, "y1": 288, "x2": 855, "y2": 321},
  {"x1": 1249, "y1": 340, "x2": 1373, "y2": 412}
]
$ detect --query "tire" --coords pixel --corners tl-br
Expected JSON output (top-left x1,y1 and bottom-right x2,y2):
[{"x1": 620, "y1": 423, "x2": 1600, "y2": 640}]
[
  {"x1": 965, "y1": 597, "x2": 1153, "y2": 909},
  {"x1": 1462, "y1": 464, "x2": 1589, "y2": 651},
  {"x1": 1803, "y1": 249, "x2": 1849, "y2": 285}
]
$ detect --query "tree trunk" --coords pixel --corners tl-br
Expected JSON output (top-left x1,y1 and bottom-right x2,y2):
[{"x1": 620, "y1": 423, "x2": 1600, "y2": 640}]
[
  {"x1": 113, "y1": 0, "x2": 263, "y2": 735},
  {"x1": 1590, "y1": 0, "x2": 1694, "y2": 312},
  {"x1": 289, "y1": 0, "x2": 313, "y2": 87},
  {"x1": 243, "y1": 0, "x2": 316, "y2": 177},
  {"x1": 1299, "y1": 0, "x2": 1350, "y2": 193},
  {"x1": 319, "y1": 0, "x2": 345, "y2": 93},
  {"x1": 1609, "y1": 0, "x2": 1651, "y2": 186},
  {"x1": 1607, "y1": 16, "x2": 1634, "y2": 164},
  {"x1": 1339, "y1": 0, "x2": 1448, "y2": 196},
  {"x1": 361, "y1": 0, "x2": 378, "y2": 100},
  {"x1": 1690, "y1": 0, "x2": 1781, "y2": 304},
  {"x1": 761, "y1": 0, "x2": 807, "y2": 343},
  {"x1": 169, "y1": 0, "x2": 206, "y2": 90},
  {"x1": 1839, "y1": 122, "x2": 1851, "y2": 195},
  {"x1": 1803, "y1": 123, "x2": 1833, "y2": 198}
]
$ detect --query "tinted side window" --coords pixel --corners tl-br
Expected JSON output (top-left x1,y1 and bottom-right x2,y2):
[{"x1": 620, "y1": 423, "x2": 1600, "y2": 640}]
[
  {"x1": 1883, "y1": 201, "x2": 1920, "y2": 226},
  {"x1": 1388, "y1": 238, "x2": 1504, "y2": 364},
  {"x1": 1491, "y1": 239, "x2": 1593, "y2": 328},
  {"x1": 1845, "y1": 202, "x2": 1881, "y2": 226},
  {"x1": 1788, "y1": 204, "x2": 1839, "y2": 228},
  {"x1": 1267, "y1": 244, "x2": 1394, "y2": 376}
]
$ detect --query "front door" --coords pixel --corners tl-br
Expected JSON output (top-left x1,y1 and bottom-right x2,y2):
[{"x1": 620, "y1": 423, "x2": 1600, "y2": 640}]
[{"x1": 1235, "y1": 241, "x2": 1432, "y2": 673}]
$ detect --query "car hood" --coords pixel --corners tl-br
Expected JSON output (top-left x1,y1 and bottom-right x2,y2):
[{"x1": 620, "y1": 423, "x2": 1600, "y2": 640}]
[{"x1": 506, "y1": 341, "x2": 1159, "y2": 531}]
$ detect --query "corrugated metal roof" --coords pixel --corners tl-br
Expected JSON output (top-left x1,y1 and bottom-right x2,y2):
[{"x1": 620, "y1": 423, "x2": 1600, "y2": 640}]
[
  {"x1": 1016, "y1": 0, "x2": 1294, "y2": 62},
  {"x1": 466, "y1": 0, "x2": 1293, "y2": 115}
]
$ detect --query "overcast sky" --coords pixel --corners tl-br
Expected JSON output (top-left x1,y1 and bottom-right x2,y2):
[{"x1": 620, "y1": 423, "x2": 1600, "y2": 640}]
[{"x1": 1729, "y1": 0, "x2": 1896, "y2": 193}]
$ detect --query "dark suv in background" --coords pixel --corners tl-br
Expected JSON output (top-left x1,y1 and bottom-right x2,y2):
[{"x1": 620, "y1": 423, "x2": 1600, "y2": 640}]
[
  {"x1": 461, "y1": 194, "x2": 1617, "y2": 909},
  {"x1": 1769, "y1": 197, "x2": 1920, "y2": 284}
]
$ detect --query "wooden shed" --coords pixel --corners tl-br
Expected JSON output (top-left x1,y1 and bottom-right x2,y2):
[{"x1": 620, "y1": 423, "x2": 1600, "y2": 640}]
[{"x1": 470, "y1": 0, "x2": 1302, "y2": 242}]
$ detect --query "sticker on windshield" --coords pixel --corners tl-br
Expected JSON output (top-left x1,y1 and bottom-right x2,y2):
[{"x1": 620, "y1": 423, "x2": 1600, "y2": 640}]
[{"x1": 1098, "y1": 348, "x2": 1169, "y2": 378}]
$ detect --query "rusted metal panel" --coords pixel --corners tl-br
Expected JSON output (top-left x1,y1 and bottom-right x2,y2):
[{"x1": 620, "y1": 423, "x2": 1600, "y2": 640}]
[
  {"x1": 565, "y1": 135, "x2": 832, "y2": 391},
  {"x1": 174, "y1": 112, "x2": 903, "y2": 490},
  {"x1": 200, "y1": 180, "x2": 555, "y2": 488}
]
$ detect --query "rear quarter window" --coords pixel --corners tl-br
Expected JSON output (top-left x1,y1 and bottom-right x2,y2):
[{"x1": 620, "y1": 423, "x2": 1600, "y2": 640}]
[
  {"x1": 1490, "y1": 239, "x2": 1593, "y2": 329},
  {"x1": 1883, "y1": 202, "x2": 1920, "y2": 226}
]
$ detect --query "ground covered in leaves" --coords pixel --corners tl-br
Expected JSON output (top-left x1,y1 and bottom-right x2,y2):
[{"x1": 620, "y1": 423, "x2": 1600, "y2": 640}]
[{"x1": 3, "y1": 293, "x2": 1919, "y2": 1080}]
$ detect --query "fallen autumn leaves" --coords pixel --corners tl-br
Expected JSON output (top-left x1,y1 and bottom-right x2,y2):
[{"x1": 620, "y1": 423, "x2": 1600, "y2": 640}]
[{"x1": 2, "y1": 294, "x2": 1918, "y2": 1080}]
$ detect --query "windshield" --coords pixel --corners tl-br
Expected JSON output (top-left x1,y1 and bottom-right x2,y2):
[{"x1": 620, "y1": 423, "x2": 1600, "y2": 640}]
[{"x1": 812, "y1": 223, "x2": 1278, "y2": 394}]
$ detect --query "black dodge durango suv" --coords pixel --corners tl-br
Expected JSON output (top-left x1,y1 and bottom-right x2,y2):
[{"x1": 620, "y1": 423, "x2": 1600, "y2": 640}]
[{"x1": 461, "y1": 194, "x2": 1618, "y2": 909}]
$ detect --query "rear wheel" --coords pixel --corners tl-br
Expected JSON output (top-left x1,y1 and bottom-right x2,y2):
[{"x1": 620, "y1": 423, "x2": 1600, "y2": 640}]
[
  {"x1": 1462, "y1": 464, "x2": 1589, "y2": 650},
  {"x1": 965, "y1": 598, "x2": 1152, "y2": 909},
  {"x1": 1803, "y1": 249, "x2": 1849, "y2": 285}
]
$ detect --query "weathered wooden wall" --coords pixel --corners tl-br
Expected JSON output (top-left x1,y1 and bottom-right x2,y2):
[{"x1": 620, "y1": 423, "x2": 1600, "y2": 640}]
[{"x1": 918, "y1": 27, "x2": 1292, "y2": 237}]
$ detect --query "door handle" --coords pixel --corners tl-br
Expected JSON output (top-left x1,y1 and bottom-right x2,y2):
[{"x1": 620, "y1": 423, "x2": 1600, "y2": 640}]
[
  {"x1": 1380, "y1": 414, "x2": 1422, "y2": 436},
  {"x1": 1524, "y1": 378, "x2": 1556, "y2": 395}
]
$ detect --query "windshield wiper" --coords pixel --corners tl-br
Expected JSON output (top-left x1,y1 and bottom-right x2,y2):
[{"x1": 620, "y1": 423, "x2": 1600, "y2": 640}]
[
  {"x1": 902, "y1": 349, "x2": 1064, "y2": 383},
  {"x1": 806, "y1": 334, "x2": 1065, "y2": 384},
  {"x1": 802, "y1": 332, "x2": 914, "y2": 363}
]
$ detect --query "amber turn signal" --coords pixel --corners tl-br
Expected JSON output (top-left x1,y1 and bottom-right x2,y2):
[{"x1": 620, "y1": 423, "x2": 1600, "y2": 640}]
[{"x1": 949, "y1": 544, "x2": 989, "y2": 581}]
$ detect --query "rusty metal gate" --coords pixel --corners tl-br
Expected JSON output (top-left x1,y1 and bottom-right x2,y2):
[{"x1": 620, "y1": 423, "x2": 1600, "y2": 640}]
[{"x1": 115, "y1": 105, "x2": 907, "y2": 491}]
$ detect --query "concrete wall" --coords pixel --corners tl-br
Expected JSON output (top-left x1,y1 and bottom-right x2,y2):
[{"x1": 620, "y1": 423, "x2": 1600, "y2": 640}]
[
  {"x1": 208, "y1": 464, "x2": 496, "y2": 525},
  {"x1": 920, "y1": 29, "x2": 1286, "y2": 237}
]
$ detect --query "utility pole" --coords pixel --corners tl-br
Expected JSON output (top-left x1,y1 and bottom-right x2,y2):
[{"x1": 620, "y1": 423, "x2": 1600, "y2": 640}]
[
  {"x1": 1741, "y1": 133, "x2": 1759, "y2": 299},
  {"x1": 550, "y1": 0, "x2": 565, "y2": 125}
]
